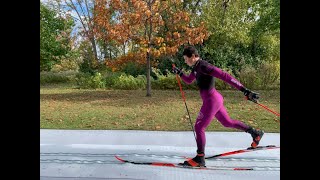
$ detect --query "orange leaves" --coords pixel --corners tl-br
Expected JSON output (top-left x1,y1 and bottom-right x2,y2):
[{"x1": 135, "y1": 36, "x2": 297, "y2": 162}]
[
  {"x1": 145, "y1": 10, "x2": 152, "y2": 17},
  {"x1": 106, "y1": 52, "x2": 147, "y2": 71},
  {"x1": 173, "y1": 32, "x2": 181, "y2": 39},
  {"x1": 95, "y1": 0, "x2": 209, "y2": 68},
  {"x1": 152, "y1": 37, "x2": 164, "y2": 46},
  {"x1": 110, "y1": 0, "x2": 122, "y2": 10}
]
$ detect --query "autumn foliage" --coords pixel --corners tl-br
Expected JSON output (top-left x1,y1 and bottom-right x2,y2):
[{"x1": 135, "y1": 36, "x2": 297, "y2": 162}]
[
  {"x1": 105, "y1": 52, "x2": 146, "y2": 72},
  {"x1": 94, "y1": 0, "x2": 209, "y2": 71}
]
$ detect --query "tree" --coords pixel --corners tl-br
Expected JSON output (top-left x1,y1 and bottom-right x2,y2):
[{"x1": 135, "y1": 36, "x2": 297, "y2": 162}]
[
  {"x1": 47, "y1": 0, "x2": 101, "y2": 68},
  {"x1": 200, "y1": 0, "x2": 279, "y2": 72},
  {"x1": 94, "y1": 0, "x2": 209, "y2": 96},
  {"x1": 249, "y1": 0, "x2": 280, "y2": 37},
  {"x1": 40, "y1": 2, "x2": 75, "y2": 71}
]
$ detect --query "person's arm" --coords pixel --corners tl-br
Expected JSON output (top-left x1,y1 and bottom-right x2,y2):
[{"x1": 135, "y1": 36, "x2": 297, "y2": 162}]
[
  {"x1": 172, "y1": 67, "x2": 196, "y2": 84},
  {"x1": 200, "y1": 64, "x2": 243, "y2": 90},
  {"x1": 180, "y1": 72, "x2": 196, "y2": 84},
  {"x1": 200, "y1": 64, "x2": 259, "y2": 102}
]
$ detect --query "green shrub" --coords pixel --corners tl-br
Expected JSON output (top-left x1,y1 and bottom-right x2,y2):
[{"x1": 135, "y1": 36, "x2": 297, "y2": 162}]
[
  {"x1": 75, "y1": 72, "x2": 105, "y2": 89},
  {"x1": 121, "y1": 62, "x2": 146, "y2": 77},
  {"x1": 104, "y1": 71, "x2": 122, "y2": 88},
  {"x1": 256, "y1": 61, "x2": 280, "y2": 89},
  {"x1": 152, "y1": 74, "x2": 178, "y2": 90},
  {"x1": 40, "y1": 71, "x2": 77, "y2": 84},
  {"x1": 237, "y1": 65, "x2": 259, "y2": 89},
  {"x1": 112, "y1": 74, "x2": 145, "y2": 90}
]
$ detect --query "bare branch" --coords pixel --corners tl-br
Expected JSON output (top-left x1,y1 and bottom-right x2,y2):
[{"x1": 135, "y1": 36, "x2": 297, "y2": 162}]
[
  {"x1": 84, "y1": 0, "x2": 93, "y2": 27},
  {"x1": 75, "y1": 0, "x2": 90, "y2": 29},
  {"x1": 64, "y1": 0, "x2": 89, "y2": 33}
]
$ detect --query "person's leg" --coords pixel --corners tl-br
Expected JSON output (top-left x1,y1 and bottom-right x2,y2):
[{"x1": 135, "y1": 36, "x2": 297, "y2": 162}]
[
  {"x1": 182, "y1": 93, "x2": 223, "y2": 167},
  {"x1": 215, "y1": 105, "x2": 249, "y2": 131},
  {"x1": 215, "y1": 104, "x2": 264, "y2": 148},
  {"x1": 194, "y1": 100, "x2": 221, "y2": 153}
]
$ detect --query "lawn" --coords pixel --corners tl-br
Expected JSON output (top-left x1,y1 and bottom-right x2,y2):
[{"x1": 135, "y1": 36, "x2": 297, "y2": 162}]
[{"x1": 40, "y1": 84, "x2": 280, "y2": 133}]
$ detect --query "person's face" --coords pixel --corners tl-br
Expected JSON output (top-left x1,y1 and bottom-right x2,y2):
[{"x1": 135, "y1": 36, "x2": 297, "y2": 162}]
[{"x1": 183, "y1": 55, "x2": 195, "y2": 67}]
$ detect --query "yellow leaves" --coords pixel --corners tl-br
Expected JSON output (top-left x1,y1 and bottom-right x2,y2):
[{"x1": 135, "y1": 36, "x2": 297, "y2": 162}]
[
  {"x1": 159, "y1": 47, "x2": 166, "y2": 54},
  {"x1": 152, "y1": 37, "x2": 164, "y2": 46},
  {"x1": 107, "y1": 52, "x2": 147, "y2": 71},
  {"x1": 146, "y1": 10, "x2": 151, "y2": 17},
  {"x1": 153, "y1": 50, "x2": 161, "y2": 57}
]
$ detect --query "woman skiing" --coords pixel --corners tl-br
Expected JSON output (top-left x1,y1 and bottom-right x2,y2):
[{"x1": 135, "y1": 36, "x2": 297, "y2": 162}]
[{"x1": 172, "y1": 46, "x2": 264, "y2": 167}]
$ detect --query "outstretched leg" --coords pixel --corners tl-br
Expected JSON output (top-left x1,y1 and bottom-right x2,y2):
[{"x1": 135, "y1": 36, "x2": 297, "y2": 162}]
[
  {"x1": 215, "y1": 105, "x2": 264, "y2": 148},
  {"x1": 215, "y1": 105, "x2": 249, "y2": 131}
]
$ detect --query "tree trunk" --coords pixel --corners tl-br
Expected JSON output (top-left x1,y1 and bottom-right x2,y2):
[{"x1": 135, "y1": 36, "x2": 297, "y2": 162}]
[
  {"x1": 146, "y1": 1, "x2": 153, "y2": 97},
  {"x1": 90, "y1": 37, "x2": 98, "y2": 66},
  {"x1": 109, "y1": 47, "x2": 112, "y2": 59},
  {"x1": 123, "y1": 43, "x2": 126, "y2": 56},
  {"x1": 146, "y1": 51, "x2": 151, "y2": 97}
]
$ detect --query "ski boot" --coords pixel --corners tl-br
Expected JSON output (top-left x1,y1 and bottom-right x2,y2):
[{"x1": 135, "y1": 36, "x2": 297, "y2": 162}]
[
  {"x1": 246, "y1": 127, "x2": 264, "y2": 148},
  {"x1": 179, "y1": 151, "x2": 206, "y2": 167}
]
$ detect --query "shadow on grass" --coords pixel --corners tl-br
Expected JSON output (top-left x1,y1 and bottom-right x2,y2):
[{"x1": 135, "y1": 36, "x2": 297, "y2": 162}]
[
  {"x1": 40, "y1": 89, "x2": 279, "y2": 108},
  {"x1": 40, "y1": 90, "x2": 202, "y2": 107}
]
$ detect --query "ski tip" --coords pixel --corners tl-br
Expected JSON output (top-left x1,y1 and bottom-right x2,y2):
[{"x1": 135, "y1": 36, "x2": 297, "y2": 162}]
[{"x1": 115, "y1": 155, "x2": 125, "y2": 162}]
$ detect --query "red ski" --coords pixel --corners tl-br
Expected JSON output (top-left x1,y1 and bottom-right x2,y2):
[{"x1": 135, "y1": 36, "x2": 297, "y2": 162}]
[
  {"x1": 115, "y1": 155, "x2": 254, "y2": 171},
  {"x1": 205, "y1": 145, "x2": 279, "y2": 159}
]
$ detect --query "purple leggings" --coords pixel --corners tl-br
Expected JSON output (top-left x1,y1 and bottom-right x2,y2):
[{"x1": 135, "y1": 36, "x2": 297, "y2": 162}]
[{"x1": 195, "y1": 88, "x2": 249, "y2": 153}]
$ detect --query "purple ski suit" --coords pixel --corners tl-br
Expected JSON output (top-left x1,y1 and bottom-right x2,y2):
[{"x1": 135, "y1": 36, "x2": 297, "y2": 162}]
[{"x1": 180, "y1": 59, "x2": 249, "y2": 153}]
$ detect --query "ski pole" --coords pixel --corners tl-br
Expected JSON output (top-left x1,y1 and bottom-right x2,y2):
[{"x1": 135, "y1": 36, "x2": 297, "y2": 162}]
[
  {"x1": 256, "y1": 102, "x2": 280, "y2": 117},
  {"x1": 172, "y1": 64, "x2": 197, "y2": 142},
  {"x1": 246, "y1": 97, "x2": 280, "y2": 118}
]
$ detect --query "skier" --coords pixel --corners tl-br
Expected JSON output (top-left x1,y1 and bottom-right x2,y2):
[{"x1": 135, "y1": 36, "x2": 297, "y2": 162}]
[{"x1": 172, "y1": 46, "x2": 264, "y2": 167}]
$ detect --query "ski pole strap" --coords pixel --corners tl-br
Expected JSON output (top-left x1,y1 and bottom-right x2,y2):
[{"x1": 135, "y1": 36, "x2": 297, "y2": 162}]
[{"x1": 172, "y1": 64, "x2": 186, "y2": 102}]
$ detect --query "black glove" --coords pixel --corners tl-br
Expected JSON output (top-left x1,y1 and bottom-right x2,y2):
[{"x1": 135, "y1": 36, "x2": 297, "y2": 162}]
[
  {"x1": 172, "y1": 66, "x2": 183, "y2": 76},
  {"x1": 241, "y1": 87, "x2": 259, "y2": 103}
]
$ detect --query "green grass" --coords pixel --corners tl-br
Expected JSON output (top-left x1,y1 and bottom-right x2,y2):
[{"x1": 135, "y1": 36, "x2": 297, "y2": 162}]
[{"x1": 40, "y1": 84, "x2": 280, "y2": 132}]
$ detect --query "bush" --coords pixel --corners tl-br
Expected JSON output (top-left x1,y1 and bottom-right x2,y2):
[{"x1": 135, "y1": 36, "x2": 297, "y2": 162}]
[
  {"x1": 75, "y1": 72, "x2": 105, "y2": 89},
  {"x1": 41, "y1": 63, "x2": 280, "y2": 90},
  {"x1": 237, "y1": 65, "x2": 259, "y2": 89},
  {"x1": 151, "y1": 68, "x2": 198, "y2": 90},
  {"x1": 256, "y1": 61, "x2": 280, "y2": 89},
  {"x1": 112, "y1": 74, "x2": 146, "y2": 90},
  {"x1": 104, "y1": 72, "x2": 121, "y2": 88},
  {"x1": 40, "y1": 71, "x2": 77, "y2": 84},
  {"x1": 152, "y1": 74, "x2": 178, "y2": 90},
  {"x1": 121, "y1": 62, "x2": 146, "y2": 77}
]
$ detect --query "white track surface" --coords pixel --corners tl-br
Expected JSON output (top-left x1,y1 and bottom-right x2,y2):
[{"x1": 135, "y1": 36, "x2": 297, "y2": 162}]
[{"x1": 40, "y1": 129, "x2": 280, "y2": 180}]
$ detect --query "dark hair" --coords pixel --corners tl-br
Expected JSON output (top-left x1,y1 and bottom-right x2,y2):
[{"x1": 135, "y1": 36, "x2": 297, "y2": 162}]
[{"x1": 183, "y1": 46, "x2": 199, "y2": 58}]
